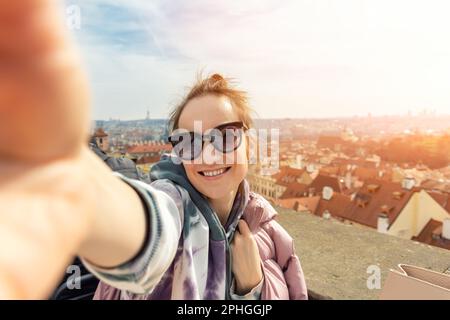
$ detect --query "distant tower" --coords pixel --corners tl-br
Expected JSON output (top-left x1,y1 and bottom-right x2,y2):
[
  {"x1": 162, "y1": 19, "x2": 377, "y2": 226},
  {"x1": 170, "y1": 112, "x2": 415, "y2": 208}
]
[
  {"x1": 93, "y1": 128, "x2": 109, "y2": 152},
  {"x1": 146, "y1": 109, "x2": 150, "y2": 120}
]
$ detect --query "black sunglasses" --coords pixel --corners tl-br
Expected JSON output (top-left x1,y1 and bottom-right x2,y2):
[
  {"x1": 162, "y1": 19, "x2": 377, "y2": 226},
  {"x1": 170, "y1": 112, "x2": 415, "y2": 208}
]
[{"x1": 168, "y1": 121, "x2": 248, "y2": 161}]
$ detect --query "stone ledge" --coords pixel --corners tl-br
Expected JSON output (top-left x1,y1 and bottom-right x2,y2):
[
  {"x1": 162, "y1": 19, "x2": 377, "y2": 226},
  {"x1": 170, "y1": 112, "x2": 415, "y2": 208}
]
[{"x1": 275, "y1": 207, "x2": 450, "y2": 300}]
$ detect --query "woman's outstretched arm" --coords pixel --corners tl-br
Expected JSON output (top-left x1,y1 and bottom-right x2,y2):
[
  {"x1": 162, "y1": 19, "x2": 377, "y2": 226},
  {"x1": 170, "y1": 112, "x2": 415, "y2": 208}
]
[{"x1": 0, "y1": 1, "x2": 162, "y2": 299}]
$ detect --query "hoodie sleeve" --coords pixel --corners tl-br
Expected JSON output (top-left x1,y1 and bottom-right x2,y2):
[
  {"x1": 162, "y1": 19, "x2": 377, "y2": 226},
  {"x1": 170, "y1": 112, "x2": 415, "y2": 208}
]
[
  {"x1": 230, "y1": 276, "x2": 264, "y2": 300},
  {"x1": 81, "y1": 175, "x2": 184, "y2": 295}
]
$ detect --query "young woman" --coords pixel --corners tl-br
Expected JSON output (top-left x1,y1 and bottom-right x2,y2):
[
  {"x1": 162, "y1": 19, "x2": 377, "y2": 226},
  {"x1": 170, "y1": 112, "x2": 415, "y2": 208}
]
[
  {"x1": 90, "y1": 74, "x2": 308, "y2": 300},
  {"x1": 0, "y1": 2, "x2": 306, "y2": 299}
]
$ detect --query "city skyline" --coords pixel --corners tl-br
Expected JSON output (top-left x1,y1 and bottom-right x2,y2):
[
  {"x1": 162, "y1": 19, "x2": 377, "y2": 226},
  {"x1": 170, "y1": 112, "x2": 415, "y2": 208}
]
[
  {"x1": 68, "y1": 0, "x2": 450, "y2": 120},
  {"x1": 95, "y1": 110, "x2": 450, "y2": 121}
]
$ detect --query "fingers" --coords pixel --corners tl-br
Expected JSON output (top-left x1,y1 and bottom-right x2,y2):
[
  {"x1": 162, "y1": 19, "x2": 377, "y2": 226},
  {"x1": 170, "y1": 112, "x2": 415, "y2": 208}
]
[
  {"x1": 0, "y1": 0, "x2": 90, "y2": 162},
  {"x1": 0, "y1": 1, "x2": 67, "y2": 65},
  {"x1": 237, "y1": 219, "x2": 251, "y2": 236}
]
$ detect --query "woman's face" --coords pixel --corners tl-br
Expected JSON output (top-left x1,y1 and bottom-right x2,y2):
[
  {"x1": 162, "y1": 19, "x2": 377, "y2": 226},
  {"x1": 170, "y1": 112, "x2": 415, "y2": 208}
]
[{"x1": 177, "y1": 94, "x2": 248, "y2": 200}]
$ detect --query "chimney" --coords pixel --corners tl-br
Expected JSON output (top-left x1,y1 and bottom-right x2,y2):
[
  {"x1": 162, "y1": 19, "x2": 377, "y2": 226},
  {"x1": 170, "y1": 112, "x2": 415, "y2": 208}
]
[
  {"x1": 306, "y1": 164, "x2": 315, "y2": 174},
  {"x1": 322, "y1": 210, "x2": 331, "y2": 220},
  {"x1": 402, "y1": 177, "x2": 415, "y2": 190},
  {"x1": 443, "y1": 218, "x2": 450, "y2": 240},
  {"x1": 345, "y1": 172, "x2": 352, "y2": 189},
  {"x1": 296, "y1": 155, "x2": 303, "y2": 169},
  {"x1": 377, "y1": 213, "x2": 389, "y2": 234},
  {"x1": 322, "y1": 186, "x2": 334, "y2": 201}
]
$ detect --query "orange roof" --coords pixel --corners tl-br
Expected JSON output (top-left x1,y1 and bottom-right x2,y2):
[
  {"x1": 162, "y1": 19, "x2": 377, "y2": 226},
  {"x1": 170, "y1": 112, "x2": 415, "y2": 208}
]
[
  {"x1": 293, "y1": 196, "x2": 321, "y2": 213},
  {"x1": 314, "y1": 193, "x2": 352, "y2": 218},
  {"x1": 353, "y1": 167, "x2": 379, "y2": 181},
  {"x1": 275, "y1": 198, "x2": 309, "y2": 212},
  {"x1": 127, "y1": 143, "x2": 172, "y2": 154},
  {"x1": 340, "y1": 178, "x2": 414, "y2": 229},
  {"x1": 93, "y1": 128, "x2": 108, "y2": 138},
  {"x1": 427, "y1": 191, "x2": 449, "y2": 210},
  {"x1": 319, "y1": 166, "x2": 340, "y2": 176},
  {"x1": 279, "y1": 182, "x2": 309, "y2": 199},
  {"x1": 272, "y1": 166, "x2": 308, "y2": 186},
  {"x1": 412, "y1": 219, "x2": 450, "y2": 250},
  {"x1": 309, "y1": 174, "x2": 343, "y2": 194},
  {"x1": 136, "y1": 155, "x2": 161, "y2": 165}
]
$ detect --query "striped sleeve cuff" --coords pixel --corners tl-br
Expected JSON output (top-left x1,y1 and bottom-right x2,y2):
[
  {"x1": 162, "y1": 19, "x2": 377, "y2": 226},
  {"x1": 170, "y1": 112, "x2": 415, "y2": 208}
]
[
  {"x1": 230, "y1": 277, "x2": 264, "y2": 300},
  {"x1": 81, "y1": 173, "x2": 182, "y2": 295}
]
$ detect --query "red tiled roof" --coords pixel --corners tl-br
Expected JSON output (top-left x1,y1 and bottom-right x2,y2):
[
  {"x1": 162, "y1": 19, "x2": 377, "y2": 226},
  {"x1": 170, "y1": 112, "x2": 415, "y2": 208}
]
[
  {"x1": 314, "y1": 193, "x2": 352, "y2": 218},
  {"x1": 427, "y1": 191, "x2": 449, "y2": 209},
  {"x1": 309, "y1": 174, "x2": 343, "y2": 194},
  {"x1": 136, "y1": 155, "x2": 161, "y2": 165},
  {"x1": 279, "y1": 182, "x2": 309, "y2": 199},
  {"x1": 127, "y1": 143, "x2": 172, "y2": 154},
  {"x1": 353, "y1": 167, "x2": 379, "y2": 181},
  {"x1": 294, "y1": 196, "x2": 321, "y2": 213},
  {"x1": 340, "y1": 178, "x2": 415, "y2": 229},
  {"x1": 319, "y1": 166, "x2": 340, "y2": 176},
  {"x1": 412, "y1": 219, "x2": 450, "y2": 250},
  {"x1": 275, "y1": 198, "x2": 309, "y2": 212},
  {"x1": 272, "y1": 166, "x2": 308, "y2": 186},
  {"x1": 93, "y1": 128, "x2": 108, "y2": 138}
]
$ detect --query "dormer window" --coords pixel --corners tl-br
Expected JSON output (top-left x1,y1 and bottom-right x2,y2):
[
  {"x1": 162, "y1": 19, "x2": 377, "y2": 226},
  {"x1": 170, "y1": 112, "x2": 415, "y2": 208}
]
[
  {"x1": 367, "y1": 184, "x2": 380, "y2": 193},
  {"x1": 357, "y1": 198, "x2": 368, "y2": 208},
  {"x1": 380, "y1": 205, "x2": 393, "y2": 214},
  {"x1": 392, "y1": 191, "x2": 404, "y2": 200}
]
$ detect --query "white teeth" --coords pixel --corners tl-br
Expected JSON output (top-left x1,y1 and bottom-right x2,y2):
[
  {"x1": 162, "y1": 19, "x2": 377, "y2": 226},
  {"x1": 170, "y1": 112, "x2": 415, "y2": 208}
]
[{"x1": 202, "y1": 168, "x2": 226, "y2": 177}]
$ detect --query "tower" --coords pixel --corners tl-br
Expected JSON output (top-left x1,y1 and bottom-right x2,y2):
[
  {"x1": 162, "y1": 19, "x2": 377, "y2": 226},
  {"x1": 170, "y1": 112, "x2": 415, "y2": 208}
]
[{"x1": 93, "y1": 128, "x2": 109, "y2": 152}]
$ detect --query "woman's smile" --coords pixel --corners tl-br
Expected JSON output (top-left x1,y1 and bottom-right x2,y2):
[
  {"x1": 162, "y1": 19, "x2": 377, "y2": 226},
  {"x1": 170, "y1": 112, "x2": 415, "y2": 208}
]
[{"x1": 197, "y1": 166, "x2": 232, "y2": 180}]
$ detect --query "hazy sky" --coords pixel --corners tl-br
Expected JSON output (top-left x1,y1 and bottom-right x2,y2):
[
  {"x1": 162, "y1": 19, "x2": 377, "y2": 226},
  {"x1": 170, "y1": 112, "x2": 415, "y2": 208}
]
[{"x1": 66, "y1": 0, "x2": 450, "y2": 120}]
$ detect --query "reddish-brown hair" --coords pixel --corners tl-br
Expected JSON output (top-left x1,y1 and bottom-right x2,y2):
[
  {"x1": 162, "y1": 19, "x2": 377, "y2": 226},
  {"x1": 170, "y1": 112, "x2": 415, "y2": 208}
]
[{"x1": 168, "y1": 73, "x2": 254, "y2": 133}]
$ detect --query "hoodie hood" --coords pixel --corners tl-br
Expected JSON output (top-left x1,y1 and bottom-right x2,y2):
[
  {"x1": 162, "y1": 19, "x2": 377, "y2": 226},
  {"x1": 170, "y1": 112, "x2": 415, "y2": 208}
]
[{"x1": 149, "y1": 154, "x2": 249, "y2": 241}]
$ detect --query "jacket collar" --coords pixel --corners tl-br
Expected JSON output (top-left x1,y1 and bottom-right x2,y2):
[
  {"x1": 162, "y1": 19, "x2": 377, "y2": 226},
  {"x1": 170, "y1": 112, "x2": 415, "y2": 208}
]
[{"x1": 150, "y1": 154, "x2": 249, "y2": 241}]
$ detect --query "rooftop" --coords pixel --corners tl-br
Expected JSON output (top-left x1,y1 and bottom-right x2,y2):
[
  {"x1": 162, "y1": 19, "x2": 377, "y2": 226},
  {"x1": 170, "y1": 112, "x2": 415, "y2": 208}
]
[
  {"x1": 127, "y1": 143, "x2": 172, "y2": 154},
  {"x1": 276, "y1": 207, "x2": 450, "y2": 300},
  {"x1": 93, "y1": 128, "x2": 108, "y2": 138},
  {"x1": 340, "y1": 178, "x2": 414, "y2": 228},
  {"x1": 412, "y1": 219, "x2": 450, "y2": 250},
  {"x1": 273, "y1": 166, "x2": 308, "y2": 186},
  {"x1": 309, "y1": 174, "x2": 343, "y2": 194}
]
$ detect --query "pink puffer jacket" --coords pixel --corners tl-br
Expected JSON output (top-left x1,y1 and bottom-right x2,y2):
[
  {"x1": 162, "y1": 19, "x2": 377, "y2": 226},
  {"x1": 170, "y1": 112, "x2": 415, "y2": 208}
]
[
  {"x1": 243, "y1": 192, "x2": 308, "y2": 300},
  {"x1": 91, "y1": 189, "x2": 308, "y2": 300}
]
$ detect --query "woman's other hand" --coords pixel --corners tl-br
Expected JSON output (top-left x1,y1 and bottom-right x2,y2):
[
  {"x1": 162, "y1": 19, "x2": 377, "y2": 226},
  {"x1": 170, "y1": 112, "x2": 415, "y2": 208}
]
[{"x1": 231, "y1": 220, "x2": 263, "y2": 295}]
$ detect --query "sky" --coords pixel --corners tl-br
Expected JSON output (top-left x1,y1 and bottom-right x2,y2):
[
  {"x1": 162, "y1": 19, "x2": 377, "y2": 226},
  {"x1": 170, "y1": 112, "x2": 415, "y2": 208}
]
[{"x1": 64, "y1": 0, "x2": 450, "y2": 120}]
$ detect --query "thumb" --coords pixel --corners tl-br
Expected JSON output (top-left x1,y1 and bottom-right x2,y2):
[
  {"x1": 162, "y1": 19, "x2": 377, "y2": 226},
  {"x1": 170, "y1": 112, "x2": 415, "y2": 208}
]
[{"x1": 238, "y1": 219, "x2": 251, "y2": 236}]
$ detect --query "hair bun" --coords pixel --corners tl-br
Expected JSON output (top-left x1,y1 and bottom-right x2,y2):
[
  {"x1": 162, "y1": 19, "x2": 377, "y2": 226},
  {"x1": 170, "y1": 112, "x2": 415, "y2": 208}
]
[
  {"x1": 210, "y1": 73, "x2": 224, "y2": 81},
  {"x1": 209, "y1": 73, "x2": 227, "y2": 87}
]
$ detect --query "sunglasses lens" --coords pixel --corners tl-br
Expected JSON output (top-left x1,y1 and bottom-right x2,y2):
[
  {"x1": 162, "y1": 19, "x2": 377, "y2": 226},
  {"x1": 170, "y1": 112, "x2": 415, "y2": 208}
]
[
  {"x1": 169, "y1": 122, "x2": 245, "y2": 160},
  {"x1": 211, "y1": 127, "x2": 242, "y2": 153},
  {"x1": 170, "y1": 132, "x2": 202, "y2": 160}
]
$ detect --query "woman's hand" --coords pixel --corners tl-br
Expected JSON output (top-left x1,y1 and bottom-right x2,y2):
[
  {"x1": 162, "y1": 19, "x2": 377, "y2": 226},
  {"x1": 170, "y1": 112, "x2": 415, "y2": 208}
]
[
  {"x1": 0, "y1": 1, "x2": 146, "y2": 299},
  {"x1": 0, "y1": 0, "x2": 93, "y2": 299},
  {"x1": 0, "y1": 1, "x2": 91, "y2": 162},
  {"x1": 231, "y1": 220, "x2": 263, "y2": 295}
]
